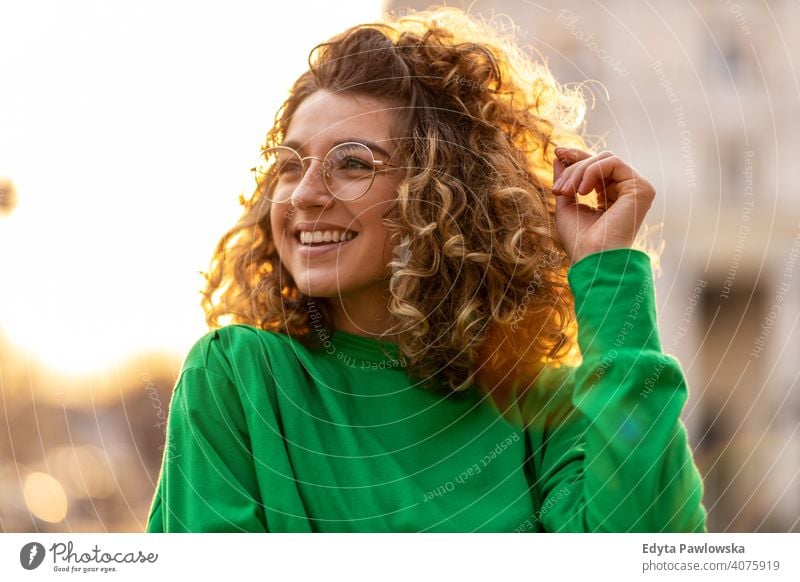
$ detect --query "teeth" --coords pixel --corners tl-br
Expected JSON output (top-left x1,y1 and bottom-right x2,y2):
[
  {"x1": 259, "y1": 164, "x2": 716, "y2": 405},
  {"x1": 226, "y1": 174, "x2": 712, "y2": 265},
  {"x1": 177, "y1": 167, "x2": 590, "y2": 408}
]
[{"x1": 298, "y1": 230, "x2": 356, "y2": 244}]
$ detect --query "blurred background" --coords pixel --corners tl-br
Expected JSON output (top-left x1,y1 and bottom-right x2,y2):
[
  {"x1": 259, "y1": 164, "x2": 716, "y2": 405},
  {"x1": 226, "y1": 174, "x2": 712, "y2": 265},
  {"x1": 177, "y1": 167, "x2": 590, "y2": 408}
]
[{"x1": 1, "y1": 0, "x2": 798, "y2": 532}]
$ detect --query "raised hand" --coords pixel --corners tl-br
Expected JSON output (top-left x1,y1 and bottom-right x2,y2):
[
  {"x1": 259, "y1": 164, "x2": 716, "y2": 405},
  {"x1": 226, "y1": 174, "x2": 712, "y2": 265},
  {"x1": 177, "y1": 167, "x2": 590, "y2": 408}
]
[{"x1": 551, "y1": 146, "x2": 656, "y2": 265}]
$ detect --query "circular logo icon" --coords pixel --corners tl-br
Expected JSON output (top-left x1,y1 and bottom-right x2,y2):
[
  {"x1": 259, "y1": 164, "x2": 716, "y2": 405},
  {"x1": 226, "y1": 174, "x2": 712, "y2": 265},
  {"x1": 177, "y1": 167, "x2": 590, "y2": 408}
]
[{"x1": 19, "y1": 542, "x2": 46, "y2": 570}]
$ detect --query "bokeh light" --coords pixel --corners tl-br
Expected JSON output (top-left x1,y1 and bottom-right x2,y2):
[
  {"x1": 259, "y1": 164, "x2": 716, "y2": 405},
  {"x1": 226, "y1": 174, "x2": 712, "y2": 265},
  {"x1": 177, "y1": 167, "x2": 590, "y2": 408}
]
[{"x1": 23, "y1": 472, "x2": 69, "y2": 524}]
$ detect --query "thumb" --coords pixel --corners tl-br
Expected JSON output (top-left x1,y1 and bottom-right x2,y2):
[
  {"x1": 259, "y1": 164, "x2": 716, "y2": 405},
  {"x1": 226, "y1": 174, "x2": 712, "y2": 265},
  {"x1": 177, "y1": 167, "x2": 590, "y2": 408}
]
[{"x1": 555, "y1": 190, "x2": 573, "y2": 213}]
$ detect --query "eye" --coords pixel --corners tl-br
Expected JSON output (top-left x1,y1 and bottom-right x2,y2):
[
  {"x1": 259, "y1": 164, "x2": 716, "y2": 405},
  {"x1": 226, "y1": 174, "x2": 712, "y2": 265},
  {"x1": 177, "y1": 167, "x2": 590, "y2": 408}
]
[
  {"x1": 335, "y1": 156, "x2": 373, "y2": 174},
  {"x1": 276, "y1": 159, "x2": 303, "y2": 177}
]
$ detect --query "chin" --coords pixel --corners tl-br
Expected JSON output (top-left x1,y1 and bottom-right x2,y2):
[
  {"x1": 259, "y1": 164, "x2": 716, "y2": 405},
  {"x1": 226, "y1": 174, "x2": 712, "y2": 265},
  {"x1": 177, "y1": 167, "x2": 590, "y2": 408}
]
[{"x1": 292, "y1": 272, "x2": 351, "y2": 299}]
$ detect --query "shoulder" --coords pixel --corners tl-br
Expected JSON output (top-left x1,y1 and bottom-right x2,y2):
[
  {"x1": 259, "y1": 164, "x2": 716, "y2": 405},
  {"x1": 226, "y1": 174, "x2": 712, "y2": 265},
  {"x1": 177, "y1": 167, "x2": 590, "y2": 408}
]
[
  {"x1": 170, "y1": 326, "x2": 287, "y2": 428},
  {"x1": 173, "y1": 325, "x2": 303, "y2": 412},
  {"x1": 181, "y1": 324, "x2": 299, "y2": 380}
]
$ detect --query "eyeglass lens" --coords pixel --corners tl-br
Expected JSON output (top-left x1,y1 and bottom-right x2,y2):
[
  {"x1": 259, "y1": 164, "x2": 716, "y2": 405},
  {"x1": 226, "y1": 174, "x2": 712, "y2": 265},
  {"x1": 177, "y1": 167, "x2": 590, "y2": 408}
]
[{"x1": 255, "y1": 142, "x2": 377, "y2": 202}]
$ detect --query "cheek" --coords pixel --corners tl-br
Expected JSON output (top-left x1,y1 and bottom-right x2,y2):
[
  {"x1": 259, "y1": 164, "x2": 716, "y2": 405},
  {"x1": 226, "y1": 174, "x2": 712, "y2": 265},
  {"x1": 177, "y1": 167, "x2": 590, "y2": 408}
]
[
  {"x1": 268, "y1": 208, "x2": 280, "y2": 237},
  {"x1": 360, "y1": 209, "x2": 387, "y2": 236},
  {"x1": 367, "y1": 229, "x2": 393, "y2": 271},
  {"x1": 272, "y1": 204, "x2": 294, "y2": 231},
  {"x1": 269, "y1": 209, "x2": 291, "y2": 260},
  {"x1": 356, "y1": 208, "x2": 393, "y2": 263}
]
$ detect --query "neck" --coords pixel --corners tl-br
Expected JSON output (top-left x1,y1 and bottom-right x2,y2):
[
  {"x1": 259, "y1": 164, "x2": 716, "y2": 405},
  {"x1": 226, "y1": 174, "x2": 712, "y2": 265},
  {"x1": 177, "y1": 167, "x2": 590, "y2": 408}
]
[{"x1": 330, "y1": 283, "x2": 398, "y2": 343}]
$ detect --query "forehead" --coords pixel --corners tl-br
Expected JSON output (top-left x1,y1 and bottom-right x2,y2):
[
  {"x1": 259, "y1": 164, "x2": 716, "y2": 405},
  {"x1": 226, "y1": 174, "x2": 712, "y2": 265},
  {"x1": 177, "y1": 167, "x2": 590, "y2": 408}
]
[{"x1": 284, "y1": 89, "x2": 396, "y2": 152}]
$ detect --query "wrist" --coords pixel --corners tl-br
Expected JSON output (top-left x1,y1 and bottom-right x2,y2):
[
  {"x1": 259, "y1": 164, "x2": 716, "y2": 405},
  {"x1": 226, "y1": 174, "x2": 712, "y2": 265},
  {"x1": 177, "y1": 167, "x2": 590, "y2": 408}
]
[{"x1": 572, "y1": 245, "x2": 634, "y2": 266}]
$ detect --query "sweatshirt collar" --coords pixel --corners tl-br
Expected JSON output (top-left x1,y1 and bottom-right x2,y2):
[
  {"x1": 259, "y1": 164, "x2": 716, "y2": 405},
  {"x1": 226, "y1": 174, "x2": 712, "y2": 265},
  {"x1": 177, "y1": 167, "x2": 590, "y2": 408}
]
[{"x1": 326, "y1": 328, "x2": 404, "y2": 367}]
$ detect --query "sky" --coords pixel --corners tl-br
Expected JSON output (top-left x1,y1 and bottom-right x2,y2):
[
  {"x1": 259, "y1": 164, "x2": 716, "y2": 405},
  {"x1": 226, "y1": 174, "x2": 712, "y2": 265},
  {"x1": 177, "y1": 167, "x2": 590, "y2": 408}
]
[{"x1": 0, "y1": 0, "x2": 383, "y2": 374}]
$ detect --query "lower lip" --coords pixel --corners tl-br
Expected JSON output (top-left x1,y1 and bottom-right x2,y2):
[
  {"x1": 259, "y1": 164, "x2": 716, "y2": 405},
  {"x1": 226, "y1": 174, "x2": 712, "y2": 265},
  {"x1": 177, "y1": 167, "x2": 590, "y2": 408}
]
[{"x1": 295, "y1": 235, "x2": 358, "y2": 257}]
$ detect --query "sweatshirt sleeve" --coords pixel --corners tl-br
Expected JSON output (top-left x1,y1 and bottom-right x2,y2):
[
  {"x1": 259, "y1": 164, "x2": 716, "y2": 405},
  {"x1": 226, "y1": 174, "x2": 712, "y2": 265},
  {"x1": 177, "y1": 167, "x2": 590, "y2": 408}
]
[
  {"x1": 146, "y1": 332, "x2": 268, "y2": 533},
  {"x1": 522, "y1": 247, "x2": 708, "y2": 532}
]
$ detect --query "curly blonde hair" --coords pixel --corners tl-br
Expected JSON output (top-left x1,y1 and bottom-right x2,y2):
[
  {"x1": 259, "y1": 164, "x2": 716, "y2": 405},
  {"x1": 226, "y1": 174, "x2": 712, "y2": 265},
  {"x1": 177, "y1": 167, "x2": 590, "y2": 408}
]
[{"x1": 201, "y1": 7, "x2": 598, "y2": 412}]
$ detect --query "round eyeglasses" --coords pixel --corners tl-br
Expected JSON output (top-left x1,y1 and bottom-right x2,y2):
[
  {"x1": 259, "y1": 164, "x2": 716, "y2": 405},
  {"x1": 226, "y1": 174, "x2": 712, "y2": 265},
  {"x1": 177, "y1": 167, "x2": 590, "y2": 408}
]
[{"x1": 251, "y1": 141, "x2": 400, "y2": 203}]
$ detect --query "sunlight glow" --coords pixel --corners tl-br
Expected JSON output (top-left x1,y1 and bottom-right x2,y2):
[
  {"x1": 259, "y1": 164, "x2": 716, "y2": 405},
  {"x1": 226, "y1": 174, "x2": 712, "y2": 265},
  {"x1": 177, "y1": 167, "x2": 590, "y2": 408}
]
[{"x1": 0, "y1": 0, "x2": 382, "y2": 374}]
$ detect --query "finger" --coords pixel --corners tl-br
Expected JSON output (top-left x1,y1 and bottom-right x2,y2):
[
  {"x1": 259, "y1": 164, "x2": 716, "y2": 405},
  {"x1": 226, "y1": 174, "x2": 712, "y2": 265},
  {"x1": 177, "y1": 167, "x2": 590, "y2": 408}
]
[
  {"x1": 555, "y1": 193, "x2": 603, "y2": 233},
  {"x1": 553, "y1": 155, "x2": 567, "y2": 185},
  {"x1": 554, "y1": 146, "x2": 592, "y2": 167},
  {"x1": 595, "y1": 181, "x2": 619, "y2": 210},
  {"x1": 553, "y1": 146, "x2": 591, "y2": 193},
  {"x1": 575, "y1": 156, "x2": 638, "y2": 200},
  {"x1": 554, "y1": 151, "x2": 613, "y2": 196},
  {"x1": 561, "y1": 151, "x2": 613, "y2": 194}
]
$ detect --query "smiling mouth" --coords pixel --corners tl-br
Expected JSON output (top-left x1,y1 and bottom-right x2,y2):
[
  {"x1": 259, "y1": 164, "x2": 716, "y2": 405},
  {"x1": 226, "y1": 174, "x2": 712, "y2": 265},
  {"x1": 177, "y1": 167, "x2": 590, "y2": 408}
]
[{"x1": 295, "y1": 231, "x2": 359, "y2": 247}]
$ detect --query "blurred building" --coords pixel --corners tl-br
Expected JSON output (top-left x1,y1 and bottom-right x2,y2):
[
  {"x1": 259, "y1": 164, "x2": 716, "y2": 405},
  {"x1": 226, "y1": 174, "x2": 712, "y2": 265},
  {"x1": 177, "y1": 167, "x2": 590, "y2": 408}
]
[
  {"x1": 0, "y1": 336, "x2": 182, "y2": 532},
  {"x1": 386, "y1": 0, "x2": 800, "y2": 531}
]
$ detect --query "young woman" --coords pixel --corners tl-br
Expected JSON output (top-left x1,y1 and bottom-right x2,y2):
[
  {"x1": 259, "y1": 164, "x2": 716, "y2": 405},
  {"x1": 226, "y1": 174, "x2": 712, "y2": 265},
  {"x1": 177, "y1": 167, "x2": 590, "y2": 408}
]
[{"x1": 146, "y1": 8, "x2": 707, "y2": 533}]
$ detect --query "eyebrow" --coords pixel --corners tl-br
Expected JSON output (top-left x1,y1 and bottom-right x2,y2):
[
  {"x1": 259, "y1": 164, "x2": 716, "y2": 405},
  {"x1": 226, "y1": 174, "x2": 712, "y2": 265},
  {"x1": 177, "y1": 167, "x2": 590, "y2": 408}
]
[{"x1": 282, "y1": 138, "x2": 392, "y2": 159}]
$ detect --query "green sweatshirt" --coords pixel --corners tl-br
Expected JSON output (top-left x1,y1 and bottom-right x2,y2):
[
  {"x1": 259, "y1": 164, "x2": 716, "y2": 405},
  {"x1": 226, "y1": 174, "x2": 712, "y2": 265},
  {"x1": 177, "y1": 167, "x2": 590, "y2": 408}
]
[{"x1": 146, "y1": 247, "x2": 707, "y2": 532}]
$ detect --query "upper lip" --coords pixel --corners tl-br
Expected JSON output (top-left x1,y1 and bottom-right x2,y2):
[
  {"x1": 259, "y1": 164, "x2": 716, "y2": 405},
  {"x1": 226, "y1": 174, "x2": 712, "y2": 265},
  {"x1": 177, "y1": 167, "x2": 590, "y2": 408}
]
[{"x1": 292, "y1": 221, "x2": 358, "y2": 235}]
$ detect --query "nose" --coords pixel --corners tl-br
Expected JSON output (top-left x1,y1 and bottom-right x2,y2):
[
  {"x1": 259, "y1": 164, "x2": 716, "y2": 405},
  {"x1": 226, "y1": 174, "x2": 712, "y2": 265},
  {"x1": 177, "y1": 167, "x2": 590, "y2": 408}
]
[{"x1": 290, "y1": 158, "x2": 334, "y2": 209}]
